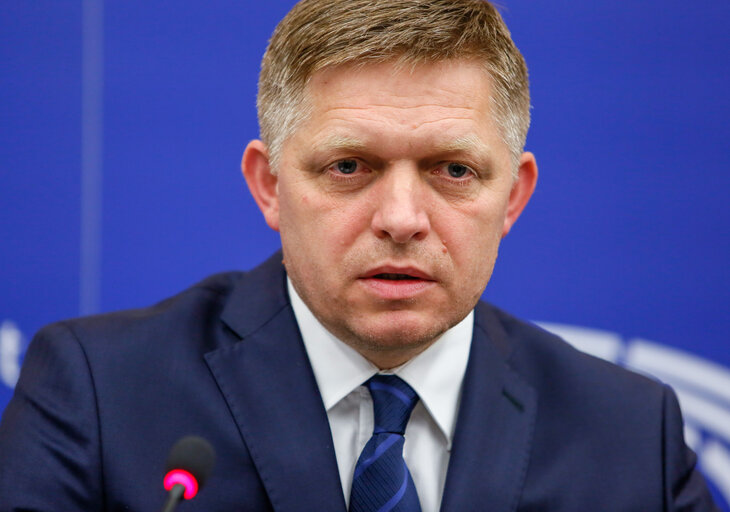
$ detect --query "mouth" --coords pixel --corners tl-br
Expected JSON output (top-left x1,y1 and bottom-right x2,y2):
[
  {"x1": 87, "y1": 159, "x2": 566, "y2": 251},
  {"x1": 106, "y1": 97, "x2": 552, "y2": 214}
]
[
  {"x1": 371, "y1": 273, "x2": 425, "y2": 281},
  {"x1": 358, "y1": 266, "x2": 436, "y2": 300},
  {"x1": 361, "y1": 266, "x2": 434, "y2": 282}
]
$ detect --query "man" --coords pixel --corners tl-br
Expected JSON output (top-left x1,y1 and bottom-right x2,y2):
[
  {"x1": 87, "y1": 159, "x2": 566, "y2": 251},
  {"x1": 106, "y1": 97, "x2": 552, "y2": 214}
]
[{"x1": 0, "y1": 0, "x2": 719, "y2": 510}]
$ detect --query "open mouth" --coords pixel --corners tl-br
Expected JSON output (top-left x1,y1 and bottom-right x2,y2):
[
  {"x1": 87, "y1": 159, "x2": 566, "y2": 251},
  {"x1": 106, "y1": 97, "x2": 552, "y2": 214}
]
[
  {"x1": 360, "y1": 267, "x2": 435, "y2": 298},
  {"x1": 373, "y1": 273, "x2": 422, "y2": 281}
]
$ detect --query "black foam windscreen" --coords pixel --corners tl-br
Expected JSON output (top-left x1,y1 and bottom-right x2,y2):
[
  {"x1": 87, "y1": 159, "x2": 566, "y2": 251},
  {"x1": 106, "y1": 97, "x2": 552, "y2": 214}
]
[{"x1": 164, "y1": 436, "x2": 216, "y2": 489}]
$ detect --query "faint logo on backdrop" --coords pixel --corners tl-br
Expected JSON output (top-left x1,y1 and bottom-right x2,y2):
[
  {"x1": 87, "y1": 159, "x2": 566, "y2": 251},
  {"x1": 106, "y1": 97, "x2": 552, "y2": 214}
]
[
  {"x1": 540, "y1": 322, "x2": 730, "y2": 509},
  {"x1": 0, "y1": 320, "x2": 24, "y2": 389}
]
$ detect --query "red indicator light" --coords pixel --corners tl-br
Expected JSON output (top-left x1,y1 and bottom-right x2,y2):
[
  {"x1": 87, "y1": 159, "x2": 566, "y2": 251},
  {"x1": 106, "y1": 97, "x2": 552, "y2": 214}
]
[{"x1": 163, "y1": 469, "x2": 199, "y2": 500}]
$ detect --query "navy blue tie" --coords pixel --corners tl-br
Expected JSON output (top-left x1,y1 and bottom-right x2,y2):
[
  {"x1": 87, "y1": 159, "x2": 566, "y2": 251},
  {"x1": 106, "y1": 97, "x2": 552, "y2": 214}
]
[{"x1": 349, "y1": 375, "x2": 422, "y2": 512}]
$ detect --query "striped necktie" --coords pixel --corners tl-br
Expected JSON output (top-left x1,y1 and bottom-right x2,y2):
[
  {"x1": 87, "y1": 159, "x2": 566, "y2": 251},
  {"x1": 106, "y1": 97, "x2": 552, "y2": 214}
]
[{"x1": 349, "y1": 375, "x2": 422, "y2": 512}]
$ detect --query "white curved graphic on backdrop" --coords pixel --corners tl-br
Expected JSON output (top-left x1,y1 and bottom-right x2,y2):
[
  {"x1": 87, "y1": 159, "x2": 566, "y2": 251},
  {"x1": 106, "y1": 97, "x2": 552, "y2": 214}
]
[
  {"x1": 539, "y1": 322, "x2": 730, "y2": 508},
  {"x1": 0, "y1": 320, "x2": 23, "y2": 389}
]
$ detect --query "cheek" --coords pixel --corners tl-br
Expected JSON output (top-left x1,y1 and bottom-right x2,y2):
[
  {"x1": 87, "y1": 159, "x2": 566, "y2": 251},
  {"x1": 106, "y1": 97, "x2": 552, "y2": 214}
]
[
  {"x1": 320, "y1": 195, "x2": 374, "y2": 246},
  {"x1": 280, "y1": 185, "x2": 372, "y2": 251},
  {"x1": 440, "y1": 198, "x2": 504, "y2": 245},
  {"x1": 438, "y1": 203, "x2": 505, "y2": 274}
]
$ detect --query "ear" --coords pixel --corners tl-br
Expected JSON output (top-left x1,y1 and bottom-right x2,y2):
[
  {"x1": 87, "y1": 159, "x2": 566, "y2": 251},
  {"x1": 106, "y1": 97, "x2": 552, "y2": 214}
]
[
  {"x1": 241, "y1": 140, "x2": 280, "y2": 231},
  {"x1": 502, "y1": 151, "x2": 538, "y2": 238}
]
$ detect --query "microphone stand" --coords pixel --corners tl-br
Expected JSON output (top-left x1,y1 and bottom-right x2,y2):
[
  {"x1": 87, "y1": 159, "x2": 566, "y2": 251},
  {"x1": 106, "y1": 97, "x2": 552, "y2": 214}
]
[{"x1": 160, "y1": 483, "x2": 186, "y2": 512}]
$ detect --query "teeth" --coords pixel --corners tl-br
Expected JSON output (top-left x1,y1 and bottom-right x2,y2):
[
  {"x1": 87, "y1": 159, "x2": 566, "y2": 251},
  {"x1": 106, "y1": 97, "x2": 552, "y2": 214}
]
[{"x1": 376, "y1": 273, "x2": 416, "y2": 280}]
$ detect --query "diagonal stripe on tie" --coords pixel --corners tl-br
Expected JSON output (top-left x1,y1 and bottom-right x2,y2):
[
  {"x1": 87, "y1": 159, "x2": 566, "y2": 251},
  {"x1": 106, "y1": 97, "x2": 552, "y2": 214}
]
[
  {"x1": 349, "y1": 375, "x2": 422, "y2": 512},
  {"x1": 377, "y1": 463, "x2": 409, "y2": 512},
  {"x1": 353, "y1": 434, "x2": 401, "y2": 479}
]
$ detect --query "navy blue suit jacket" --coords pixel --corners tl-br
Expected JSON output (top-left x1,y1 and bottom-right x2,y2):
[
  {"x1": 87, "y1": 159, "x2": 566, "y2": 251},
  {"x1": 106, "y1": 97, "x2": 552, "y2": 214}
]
[{"x1": 0, "y1": 252, "x2": 719, "y2": 510}]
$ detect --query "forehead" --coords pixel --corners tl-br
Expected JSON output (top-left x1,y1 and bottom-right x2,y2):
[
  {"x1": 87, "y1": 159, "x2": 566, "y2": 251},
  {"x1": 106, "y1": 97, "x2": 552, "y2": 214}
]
[{"x1": 290, "y1": 59, "x2": 507, "y2": 162}]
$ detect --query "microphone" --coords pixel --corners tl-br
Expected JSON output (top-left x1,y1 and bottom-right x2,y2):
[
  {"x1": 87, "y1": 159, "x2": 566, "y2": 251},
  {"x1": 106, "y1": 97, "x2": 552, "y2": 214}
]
[{"x1": 160, "y1": 436, "x2": 216, "y2": 512}]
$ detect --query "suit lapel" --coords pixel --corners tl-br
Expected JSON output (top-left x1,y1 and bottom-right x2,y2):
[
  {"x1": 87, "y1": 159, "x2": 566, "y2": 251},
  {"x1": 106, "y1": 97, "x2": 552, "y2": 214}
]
[
  {"x1": 440, "y1": 303, "x2": 536, "y2": 512},
  {"x1": 205, "y1": 254, "x2": 346, "y2": 512}
]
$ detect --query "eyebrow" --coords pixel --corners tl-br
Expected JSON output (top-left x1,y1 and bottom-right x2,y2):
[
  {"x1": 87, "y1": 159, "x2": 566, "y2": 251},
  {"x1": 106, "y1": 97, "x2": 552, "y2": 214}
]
[
  {"x1": 316, "y1": 134, "x2": 370, "y2": 154},
  {"x1": 430, "y1": 134, "x2": 492, "y2": 161}
]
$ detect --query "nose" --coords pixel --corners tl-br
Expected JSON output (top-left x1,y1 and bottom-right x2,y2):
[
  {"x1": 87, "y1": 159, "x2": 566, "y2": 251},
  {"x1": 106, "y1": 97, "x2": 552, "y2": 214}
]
[{"x1": 370, "y1": 166, "x2": 430, "y2": 243}]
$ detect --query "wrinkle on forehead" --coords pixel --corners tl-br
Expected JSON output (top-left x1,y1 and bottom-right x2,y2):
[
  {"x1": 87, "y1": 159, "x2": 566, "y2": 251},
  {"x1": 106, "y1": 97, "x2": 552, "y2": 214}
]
[
  {"x1": 324, "y1": 105, "x2": 478, "y2": 117},
  {"x1": 322, "y1": 100, "x2": 481, "y2": 109},
  {"x1": 314, "y1": 92, "x2": 487, "y2": 114},
  {"x1": 319, "y1": 112, "x2": 481, "y2": 135}
]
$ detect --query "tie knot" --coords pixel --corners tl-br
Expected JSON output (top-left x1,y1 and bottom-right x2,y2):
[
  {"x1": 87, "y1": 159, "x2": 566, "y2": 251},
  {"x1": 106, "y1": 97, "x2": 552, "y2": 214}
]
[{"x1": 366, "y1": 375, "x2": 419, "y2": 435}]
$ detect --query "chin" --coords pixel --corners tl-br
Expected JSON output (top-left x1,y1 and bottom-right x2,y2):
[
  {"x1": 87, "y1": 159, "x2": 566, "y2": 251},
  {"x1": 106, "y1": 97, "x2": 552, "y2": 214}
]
[{"x1": 347, "y1": 314, "x2": 452, "y2": 352}]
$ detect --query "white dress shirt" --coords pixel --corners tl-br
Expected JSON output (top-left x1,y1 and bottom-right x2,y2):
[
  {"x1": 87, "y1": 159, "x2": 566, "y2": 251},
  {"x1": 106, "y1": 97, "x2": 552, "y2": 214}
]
[{"x1": 288, "y1": 279, "x2": 473, "y2": 512}]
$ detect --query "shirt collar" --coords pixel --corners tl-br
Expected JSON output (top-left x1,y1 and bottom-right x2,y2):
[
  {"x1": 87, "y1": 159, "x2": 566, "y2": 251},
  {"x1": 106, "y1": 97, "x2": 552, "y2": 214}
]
[{"x1": 288, "y1": 278, "x2": 473, "y2": 448}]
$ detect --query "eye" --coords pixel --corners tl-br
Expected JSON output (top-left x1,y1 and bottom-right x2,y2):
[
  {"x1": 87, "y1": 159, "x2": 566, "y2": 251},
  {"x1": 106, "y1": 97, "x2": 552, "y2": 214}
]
[
  {"x1": 323, "y1": 158, "x2": 373, "y2": 187},
  {"x1": 332, "y1": 159, "x2": 360, "y2": 175},
  {"x1": 445, "y1": 162, "x2": 473, "y2": 178}
]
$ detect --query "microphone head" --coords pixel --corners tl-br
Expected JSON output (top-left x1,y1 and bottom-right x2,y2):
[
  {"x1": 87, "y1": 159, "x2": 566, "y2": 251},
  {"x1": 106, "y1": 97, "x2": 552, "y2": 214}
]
[{"x1": 163, "y1": 436, "x2": 216, "y2": 500}]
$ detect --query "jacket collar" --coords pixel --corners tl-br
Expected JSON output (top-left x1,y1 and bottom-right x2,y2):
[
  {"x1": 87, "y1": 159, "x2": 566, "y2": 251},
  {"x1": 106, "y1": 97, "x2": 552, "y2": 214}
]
[{"x1": 207, "y1": 251, "x2": 347, "y2": 511}]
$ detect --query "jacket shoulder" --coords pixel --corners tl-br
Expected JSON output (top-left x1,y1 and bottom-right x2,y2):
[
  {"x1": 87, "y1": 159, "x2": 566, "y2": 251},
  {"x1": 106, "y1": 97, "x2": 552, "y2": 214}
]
[
  {"x1": 474, "y1": 301, "x2": 665, "y2": 406},
  {"x1": 41, "y1": 271, "x2": 244, "y2": 349},
  {"x1": 473, "y1": 303, "x2": 718, "y2": 510}
]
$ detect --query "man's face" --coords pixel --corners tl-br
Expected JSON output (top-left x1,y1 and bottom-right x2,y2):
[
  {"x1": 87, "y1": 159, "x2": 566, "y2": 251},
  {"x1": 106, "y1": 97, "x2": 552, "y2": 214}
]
[{"x1": 244, "y1": 59, "x2": 536, "y2": 367}]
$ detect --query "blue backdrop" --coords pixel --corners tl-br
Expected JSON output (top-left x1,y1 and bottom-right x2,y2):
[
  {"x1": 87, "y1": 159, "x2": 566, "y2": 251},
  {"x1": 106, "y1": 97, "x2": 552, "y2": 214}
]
[{"x1": 1, "y1": 0, "x2": 728, "y2": 506}]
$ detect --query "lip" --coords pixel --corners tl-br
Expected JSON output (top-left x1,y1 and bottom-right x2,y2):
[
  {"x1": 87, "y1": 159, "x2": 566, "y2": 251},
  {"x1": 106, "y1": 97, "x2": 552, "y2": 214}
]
[
  {"x1": 358, "y1": 264, "x2": 436, "y2": 300},
  {"x1": 360, "y1": 265, "x2": 435, "y2": 281}
]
